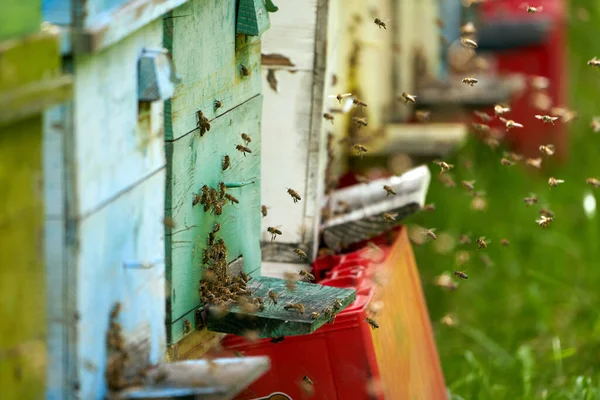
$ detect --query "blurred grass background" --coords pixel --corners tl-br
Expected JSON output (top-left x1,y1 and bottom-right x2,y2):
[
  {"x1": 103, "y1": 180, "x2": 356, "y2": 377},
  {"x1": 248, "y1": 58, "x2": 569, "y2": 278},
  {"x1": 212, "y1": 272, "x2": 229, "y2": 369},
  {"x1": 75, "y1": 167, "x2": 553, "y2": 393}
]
[{"x1": 407, "y1": 1, "x2": 600, "y2": 398}]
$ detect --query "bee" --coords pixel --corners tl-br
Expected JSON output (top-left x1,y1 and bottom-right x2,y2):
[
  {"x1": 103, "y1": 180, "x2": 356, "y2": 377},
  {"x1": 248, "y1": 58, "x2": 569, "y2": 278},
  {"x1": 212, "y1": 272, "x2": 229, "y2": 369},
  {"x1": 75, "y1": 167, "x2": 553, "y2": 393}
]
[
  {"x1": 476, "y1": 236, "x2": 489, "y2": 249},
  {"x1": 222, "y1": 155, "x2": 230, "y2": 171},
  {"x1": 373, "y1": 18, "x2": 387, "y2": 29},
  {"x1": 323, "y1": 306, "x2": 336, "y2": 324},
  {"x1": 440, "y1": 314, "x2": 458, "y2": 327},
  {"x1": 333, "y1": 299, "x2": 343, "y2": 310},
  {"x1": 535, "y1": 115, "x2": 559, "y2": 124},
  {"x1": 183, "y1": 318, "x2": 191, "y2": 333},
  {"x1": 267, "y1": 290, "x2": 280, "y2": 305},
  {"x1": 520, "y1": 3, "x2": 543, "y2": 13},
  {"x1": 218, "y1": 181, "x2": 226, "y2": 199},
  {"x1": 310, "y1": 312, "x2": 321, "y2": 319},
  {"x1": 383, "y1": 185, "x2": 397, "y2": 196},
  {"x1": 261, "y1": 205, "x2": 268, "y2": 217},
  {"x1": 240, "y1": 64, "x2": 250, "y2": 76},
  {"x1": 224, "y1": 193, "x2": 239, "y2": 205},
  {"x1": 284, "y1": 303, "x2": 305, "y2": 314},
  {"x1": 196, "y1": 110, "x2": 211, "y2": 136},
  {"x1": 588, "y1": 57, "x2": 600, "y2": 68},
  {"x1": 472, "y1": 123, "x2": 490, "y2": 133},
  {"x1": 192, "y1": 193, "x2": 202, "y2": 206},
  {"x1": 536, "y1": 215, "x2": 553, "y2": 228},
  {"x1": 539, "y1": 144, "x2": 555, "y2": 156},
  {"x1": 499, "y1": 117, "x2": 524, "y2": 131},
  {"x1": 299, "y1": 269, "x2": 315, "y2": 282},
  {"x1": 303, "y1": 376, "x2": 314, "y2": 386},
  {"x1": 586, "y1": 177, "x2": 600, "y2": 188},
  {"x1": 365, "y1": 317, "x2": 379, "y2": 329},
  {"x1": 500, "y1": 238, "x2": 510, "y2": 247},
  {"x1": 422, "y1": 203, "x2": 436, "y2": 212},
  {"x1": 524, "y1": 194, "x2": 538, "y2": 206},
  {"x1": 292, "y1": 248, "x2": 308, "y2": 260},
  {"x1": 460, "y1": 37, "x2": 478, "y2": 48},
  {"x1": 352, "y1": 117, "x2": 368, "y2": 128},
  {"x1": 267, "y1": 226, "x2": 282, "y2": 241},
  {"x1": 540, "y1": 208, "x2": 554, "y2": 218},
  {"x1": 548, "y1": 177, "x2": 564, "y2": 188},
  {"x1": 254, "y1": 297, "x2": 264, "y2": 311},
  {"x1": 287, "y1": 188, "x2": 302, "y2": 203},
  {"x1": 214, "y1": 100, "x2": 223, "y2": 110},
  {"x1": 462, "y1": 77, "x2": 478, "y2": 87},
  {"x1": 461, "y1": 21, "x2": 477, "y2": 35},
  {"x1": 323, "y1": 113, "x2": 335, "y2": 124},
  {"x1": 270, "y1": 336, "x2": 285, "y2": 344},
  {"x1": 459, "y1": 234, "x2": 472, "y2": 245},
  {"x1": 433, "y1": 160, "x2": 454, "y2": 175},
  {"x1": 526, "y1": 157, "x2": 543, "y2": 169},
  {"x1": 236, "y1": 144, "x2": 252, "y2": 156},
  {"x1": 241, "y1": 133, "x2": 251, "y2": 145},
  {"x1": 474, "y1": 110, "x2": 493, "y2": 122},
  {"x1": 416, "y1": 110, "x2": 431, "y2": 122},
  {"x1": 484, "y1": 136, "x2": 501, "y2": 149},
  {"x1": 453, "y1": 270, "x2": 468, "y2": 280},
  {"x1": 501, "y1": 157, "x2": 515, "y2": 166},
  {"x1": 353, "y1": 144, "x2": 368, "y2": 158},
  {"x1": 424, "y1": 228, "x2": 437, "y2": 241},
  {"x1": 240, "y1": 270, "x2": 251, "y2": 283},
  {"x1": 461, "y1": 180, "x2": 476, "y2": 192},
  {"x1": 233, "y1": 350, "x2": 245, "y2": 357},
  {"x1": 400, "y1": 92, "x2": 417, "y2": 104},
  {"x1": 353, "y1": 98, "x2": 368, "y2": 108},
  {"x1": 439, "y1": 174, "x2": 456, "y2": 188},
  {"x1": 494, "y1": 104, "x2": 511, "y2": 116},
  {"x1": 591, "y1": 118, "x2": 600, "y2": 133},
  {"x1": 383, "y1": 212, "x2": 398, "y2": 223}
]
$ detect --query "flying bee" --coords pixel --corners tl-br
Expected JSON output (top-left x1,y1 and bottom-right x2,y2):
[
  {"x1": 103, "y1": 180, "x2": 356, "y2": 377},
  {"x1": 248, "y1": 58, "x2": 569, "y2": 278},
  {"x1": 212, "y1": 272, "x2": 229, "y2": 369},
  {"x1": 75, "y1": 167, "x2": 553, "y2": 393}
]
[
  {"x1": 501, "y1": 157, "x2": 515, "y2": 166},
  {"x1": 548, "y1": 177, "x2": 565, "y2": 188},
  {"x1": 261, "y1": 205, "x2": 268, "y2": 217},
  {"x1": 539, "y1": 144, "x2": 555, "y2": 156},
  {"x1": 353, "y1": 144, "x2": 368, "y2": 158},
  {"x1": 500, "y1": 238, "x2": 510, "y2": 247},
  {"x1": 476, "y1": 236, "x2": 489, "y2": 249},
  {"x1": 365, "y1": 317, "x2": 379, "y2": 329},
  {"x1": 383, "y1": 185, "x2": 396, "y2": 196},
  {"x1": 422, "y1": 203, "x2": 436, "y2": 212},
  {"x1": 524, "y1": 194, "x2": 538, "y2": 206},
  {"x1": 373, "y1": 18, "x2": 387, "y2": 29},
  {"x1": 499, "y1": 117, "x2": 524, "y2": 131},
  {"x1": 423, "y1": 228, "x2": 437, "y2": 241},
  {"x1": 461, "y1": 180, "x2": 476, "y2": 192},
  {"x1": 284, "y1": 303, "x2": 305, "y2": 314},
  {"x1": 353, "y1": 98, "x2": 368, "y2": 108},
  {"x1": 540, "y1": 208, "x2": 554, "y2": 218},
  {"x1": 520, "y1": 3, "x2": 543, "y2": 13},
  {"x1": 287, "y1": 188, "x2": 302, "y2": 203},
  {"x1": 267, "y1": 226, "x2": 282, "y2": 241},
  {"x1": 299, "y1": 269, "x2": 315, "y2": 282},
  {"x1": 310, "y1": 312, "x2": 320, "y2": 320},
  {"x1": 453, "y1": 270, "x2": 468, "y2": 280},
  {"x1": 241, "y1": 133, "x2": 251, "y2": 145},
  {"x1": 462, "y1": 77, "x2": 478, "y2": 87},
  {"x1": 352, "y1": 117, "x2": 368, "y2": 129},
  {"x1": 474, "y1": 110, "x2": 493, "y2": 122},
  {"x1": 323, "y1": 113, "x2": 335, "y2": 124},
  {"x1": 383, "y1": 212, "x2": 398, "y2": 224},
  {"x1": 588, "y1": 57, "x2": 600, "y2": 68},
  {"x1": 292, "y1": 248, "x2": 308, "y2": 260},
  {"x1": 526, "y1": 157, "x2": 543, "y2": 169},
  {"x1": 222, "y1": 155, "x2": 230, "y2": 171},
  {"x1": 400, "y1": 92, "x2": 417, "y2": 104},
  {"x1": 472, "y1": 123, "x2": 490, "y2": 133},
  {"x1": 460, "y1": 37, "x2": 478, "y2": 48},
  {"x1": 218, "y1": 181, "x2": 226, "y2": 199},
  {"x1": 494, "y1": 104, "x2": 511, "y2": 116},
  {"x1": 535, "y1": 115, "x2": 559, "y2": 124},
  {"x1": 433, "y1": 160, "x2": 454, "y2": 175},
  {"x1": 536, "y1": 215, "x2": 553, "y2": 228},
  {"x1": 214, "y1": 100, "x2": 223, "y2": 110},
  {"x1": 240, "y1": 64, "x2": 250, "y2": 76},
  {"x1": 267, "y1": 290, "x2": 279, "y2": 305},
  {"x1": 224, "y1": 193, "x2": 239, "y2": 205},
  {"x1": 586, "y1": 177, "x2": 600, "y2": 188},
  {"x1": 591, "y1": 118, "x2": 600, "y2": 133},
  {"x1": 416, "y1": 110, "x2": 431, "y2": 122},
  {"x1": 236, "y1": 144, "x2": 252, "y2": 156}
]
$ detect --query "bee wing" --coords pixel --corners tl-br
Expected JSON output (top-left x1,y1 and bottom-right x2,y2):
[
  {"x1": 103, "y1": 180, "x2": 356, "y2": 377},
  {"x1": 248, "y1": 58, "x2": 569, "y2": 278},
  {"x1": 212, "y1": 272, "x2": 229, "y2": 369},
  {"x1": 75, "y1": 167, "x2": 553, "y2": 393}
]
[
  {"x1": 514, "y1": 122, "x2": 524, "y2": 128},
  {"x1": 499, "y1": 117, "x2": 508, "y2": 123},
  {"x1": 535, "y1": 115, "x2": 543, "y2": 120}
]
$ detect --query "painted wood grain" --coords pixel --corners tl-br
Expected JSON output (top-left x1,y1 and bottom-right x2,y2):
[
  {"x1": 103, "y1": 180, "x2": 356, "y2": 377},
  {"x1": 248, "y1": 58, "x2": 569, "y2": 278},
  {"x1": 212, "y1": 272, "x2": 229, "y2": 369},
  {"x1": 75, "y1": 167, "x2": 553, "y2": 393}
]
[
  {"x1": 71, "y1": 19, "x2": 165, "y2": 217},
  {"x1": 165, "y1": 95, "x2": 263, "y2": 343},
  {"x1": 74, "y1": 170, "x2": 167, "y2": 399},
  {"x1": 166, "y1": 0, "x2": 262, "y2": 141},
  {"x1": 0, "y1": 116, "x2": 46, "y2": 400}
]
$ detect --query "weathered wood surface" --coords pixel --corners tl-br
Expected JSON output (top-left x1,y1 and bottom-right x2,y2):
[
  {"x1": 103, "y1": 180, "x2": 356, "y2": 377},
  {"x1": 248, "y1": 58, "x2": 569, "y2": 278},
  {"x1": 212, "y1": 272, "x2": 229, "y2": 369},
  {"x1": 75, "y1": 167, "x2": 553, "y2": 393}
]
[
  {"x1": 0, "y1": 116, "x2": 46, "y2": 400},
  {"x1": 165, "y1": 95, "x2": 263, "y2": 344},
  {"x1": 207, "y1": 276, "x2": 357, "y2": 337},
  {"x1": 165, "y1": 0, "x2": 262, "y2": 141}
]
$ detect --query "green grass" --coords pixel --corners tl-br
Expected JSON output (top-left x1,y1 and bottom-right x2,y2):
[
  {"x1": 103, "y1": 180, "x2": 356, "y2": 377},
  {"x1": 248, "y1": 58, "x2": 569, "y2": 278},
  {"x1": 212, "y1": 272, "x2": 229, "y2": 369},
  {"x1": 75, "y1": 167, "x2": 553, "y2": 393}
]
[{"x1": 406, "y1": 2, "x2": 600, "y2": 398}]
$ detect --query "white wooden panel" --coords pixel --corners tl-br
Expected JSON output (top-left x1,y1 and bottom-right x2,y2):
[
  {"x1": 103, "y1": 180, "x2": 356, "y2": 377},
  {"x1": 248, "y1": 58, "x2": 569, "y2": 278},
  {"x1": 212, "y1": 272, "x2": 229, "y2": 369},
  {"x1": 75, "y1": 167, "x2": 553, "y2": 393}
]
[
  {"x1": 72, "y1": 19, "x2": 165, "y2": 217},
  {"x1": 261, "y1": 0, "x2": 318, "y2": 71}
]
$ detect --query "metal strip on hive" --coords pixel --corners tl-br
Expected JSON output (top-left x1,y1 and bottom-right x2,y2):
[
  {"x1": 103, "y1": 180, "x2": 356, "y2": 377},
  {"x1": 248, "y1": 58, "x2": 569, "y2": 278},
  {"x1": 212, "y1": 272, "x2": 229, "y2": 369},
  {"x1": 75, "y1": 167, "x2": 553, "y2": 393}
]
[{"x1": 321, "y1": 165, "x2": 431, "y2": 250}]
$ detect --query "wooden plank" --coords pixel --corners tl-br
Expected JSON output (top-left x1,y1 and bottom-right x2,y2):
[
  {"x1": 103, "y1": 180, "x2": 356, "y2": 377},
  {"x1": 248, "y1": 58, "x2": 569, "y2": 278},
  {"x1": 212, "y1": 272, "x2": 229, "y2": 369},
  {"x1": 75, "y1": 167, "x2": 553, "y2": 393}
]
[
  {"x1": 165, "y1": 0, "x2": 262, "y2": 141},
  {"x1": 165, "y1": 96, "x2": 263, "y2": 343},
  {"x1": 0, "y1": 116, "x2": 46, "y2": 399},
  {"x1": 70, "y1": 19, "x2": 165, "y2": 217},
  {"x1": 207, "y1": 276, "x2": 357, "y2": 338},
  {"x1": 73, "y1": 170, "x2": 167, "y2": 399},
  {"x1": 0, "y1": 0, "x2": 41, "y2": 42}
]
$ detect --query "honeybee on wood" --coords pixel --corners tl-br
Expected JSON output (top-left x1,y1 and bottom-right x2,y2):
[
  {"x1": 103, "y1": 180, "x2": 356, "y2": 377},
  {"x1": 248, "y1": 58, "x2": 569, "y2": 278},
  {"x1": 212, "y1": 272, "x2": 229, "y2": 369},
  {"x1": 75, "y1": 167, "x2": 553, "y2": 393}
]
[
  {"x1": 400, "y1": 92, "x2": 417, "y2": 104},
  {"x1": 586, "y1": 177, "x2": 600, "y2": 188},
  {"x1": 267, "y1": 290, "x2": 280, "y2": 305},
  {"x1": 214, "y1": 100, "x2": 223, "y2": 110},
  {"x1": 422, "y1": 203, "x2": 436, "y2": 212},
  {"x1": 460, "y1": 37, "x2": 478, "y2": 48},
  {"x1": 536, "y1": 215, "x2": 553, "y2": 228},
  {"x1": 373, "y1": 18, "x2": 387, "y2": 29},
  {"x1": 261, "y1": 205, "x2": 268, "y2": 217},
  {"x1": 383, "y1": 212, "x2": 398, "y2": 224},
  {"x1": 433, "y1": 160, "x2": 454, "y2": 175},
  {"x1": 423, "y1": 228, "x2": 437, "y2": 241},
  {"x1": 476, "y1": 236, "x2": 489, "y2": 249},
  {"x1": 240, "y1": 64, "x2": 250, "y2": 76},
  {"x1": 241, "y1": 133, "x2": 251, "y2": 145},
  {"x1": 328, "y1": 93, "x2": 353, "y2": 103},
  {"x1": 236, "y1": 144, "x2": 252, "y2": 156},
  {"x1": 416, "y1": 110, "x2": 431, "y2": 122},
  {"x1": 535, "y1": 115, "x2": 558, "y2": 124},
  {"x1": 310, "y1": 312, "x2": 321, "y2": 319},
  {"x1": 588, "y1": 57, "x2": 600, "y2": 68},
  {"x1": 526, "y1": 157, "x2": 543, "y2": 169},
  {"x1": 524, "y1": 194, "x2": 538, "y2": 206},
  {"x1": 222, "y1": 155, "x2": 230, "y2": 171},
  {"x1": 462, "y1": 77, "x2": 478, "y2": 87},
  {"x1": 333, "y1": 299, "x2": 343, "y2": 311},
  {"x1": 548, "y1": 177, "x2": 565, "y2": 188},
  {"x1": 270, "y1": 336, "x2": 285, "y2": 344},
  {"x1": 461, "y1": 180, "x2": 476, "y2": 192},
  {"x1": 224, "y1": 193, "x2": 239, "y2": 205},
  {"x1": 299, "y1": 269, "x2": 315, "y2": 282},
  {"x1": 284, "y1": 303, "x2": 305, "y2": 314},
  {"x1": 453, "y1": 270, "x2": 468, "y2": 280},
  {"x1": 218, "y1": 181, "x2": 226, "y2": 199},
  {"x1": 293, "y1": 248, "x2": 308, "y2": 260},
  {"x1": 499, "y1": 117, "x2": 524, "y2": 131},
  {"x1": 287, "y1": 188, "x2": 301, "y2": 203},
  {"x1": 192, "y1": 193, "x2": 202, "y2": 206},
  {"x1": 500, "y1": 238, "x2": 510, "y2": 247},
  {"x1": 323, "y1": 113, "x2": 335, "y2": 124},
  {"x1": 254, "y1": 297, "x2": 264, "y2": 311},
  {"x1": 591, "y1": 118, "x2": 600, "y2": 133},
  {"x1": 539, "y1": 144, "x2": 555, "y2": 156},
  {"x1": 383, "y1": 185, "x2": 397, "y2": 196},
  {"x1": 353, "y1": 144, "x2": 368, "y2": 158},
  {"x1": 365, "y1": 317, "x2": 379, "y2": 329},
  {"x1": 323, "y1": 306, "x2": 335, "y2": 324},
  {"x1": 267, "y1": 226, "x2": 282, "y2": 241},
  {"x1": 494, "y1": 104, "x2": 511, "y2": 116},
  {"x1": 196, "y1": 110, "x2": 211, "y2": 136},
  {"x1": 240, "y1": 270, "x2": 251, "y2": 283},
  {"x1": 353, "y1": 98, "x2": 368, "y2": 108},
  {"x1": 352, "y1": 117, "x2": 368, "y2": 129},
  {"x1": 501, "y1": 157, "x2": 515, "y2": 166},
  {"x1": 474, "y1": 110, "x2": 493, "y2": 122}
]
